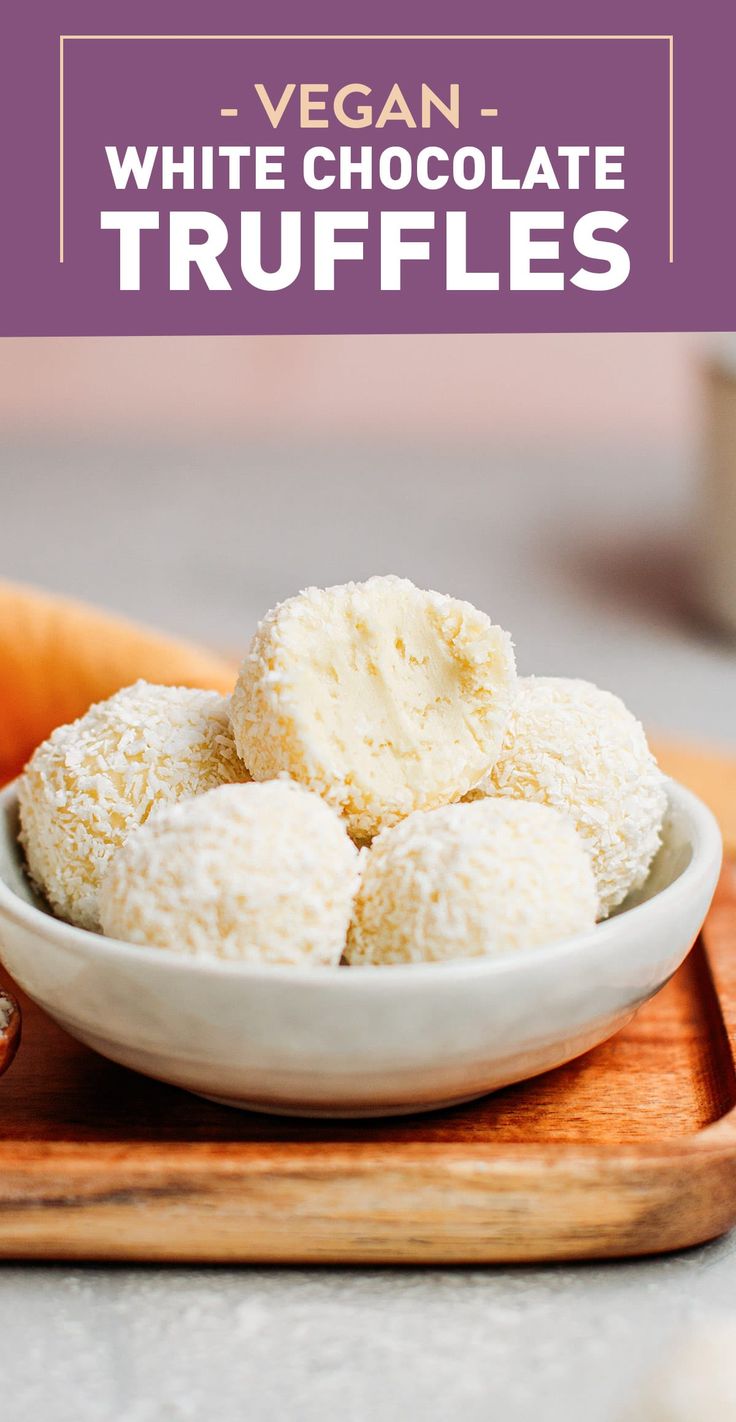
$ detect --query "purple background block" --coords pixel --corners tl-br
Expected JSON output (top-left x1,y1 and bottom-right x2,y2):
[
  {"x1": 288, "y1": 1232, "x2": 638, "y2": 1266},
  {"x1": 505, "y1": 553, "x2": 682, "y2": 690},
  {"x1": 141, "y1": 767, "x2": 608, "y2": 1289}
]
[{"x1": 0, "y1": 1, "x2": 732, "y2": 334}]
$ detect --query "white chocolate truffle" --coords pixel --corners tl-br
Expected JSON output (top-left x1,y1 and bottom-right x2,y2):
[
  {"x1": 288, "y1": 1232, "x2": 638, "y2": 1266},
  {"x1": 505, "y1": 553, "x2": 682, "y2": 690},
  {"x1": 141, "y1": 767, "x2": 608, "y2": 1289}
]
[
  {"x1": 472, "y1": 676, "x2": 667, "y2": 918},
  {"x1": 100, "y1": 780, "x2": 360, "y2": 966},
  {"x1": 231, "y1": 575, "x2": 516, "y2": 841},
  {"x1": 345, "y1": 798, "x2": 598, "y2": 965},
  {"x1": 18, "y1": 681, "x2": 248, "y2": 932}
]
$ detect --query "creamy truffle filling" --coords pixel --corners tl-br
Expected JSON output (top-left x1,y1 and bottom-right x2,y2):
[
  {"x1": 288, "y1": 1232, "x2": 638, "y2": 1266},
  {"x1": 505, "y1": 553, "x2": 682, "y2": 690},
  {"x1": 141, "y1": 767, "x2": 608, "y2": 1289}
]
[
  {"x1": 230, "y1": 576, "x2": 517, "y2": 839},
  {"x1": 291, "y1": 595, "x2": 495, "y2": 797}
]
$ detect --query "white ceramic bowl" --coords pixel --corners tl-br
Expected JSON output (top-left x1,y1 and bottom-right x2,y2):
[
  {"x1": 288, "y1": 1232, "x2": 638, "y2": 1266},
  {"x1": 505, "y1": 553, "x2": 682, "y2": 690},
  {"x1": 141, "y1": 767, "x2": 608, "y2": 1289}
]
[{"x1": 0, "y1": 779, "x2": 722, "y2": 1117}]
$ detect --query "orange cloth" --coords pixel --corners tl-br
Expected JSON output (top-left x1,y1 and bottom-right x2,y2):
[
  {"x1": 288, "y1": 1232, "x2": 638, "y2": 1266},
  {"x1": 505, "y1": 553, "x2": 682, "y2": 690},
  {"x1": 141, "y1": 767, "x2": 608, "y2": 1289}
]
[{"x1": 0, "y1": 581, "x2": 236, "y2": 786}]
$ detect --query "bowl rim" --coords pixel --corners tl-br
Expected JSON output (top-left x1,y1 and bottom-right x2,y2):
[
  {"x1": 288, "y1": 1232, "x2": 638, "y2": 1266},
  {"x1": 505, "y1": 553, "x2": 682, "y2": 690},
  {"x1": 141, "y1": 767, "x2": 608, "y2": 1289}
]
[{"x1": 0, "y1": 777, "x2": 722, "y2": 989}]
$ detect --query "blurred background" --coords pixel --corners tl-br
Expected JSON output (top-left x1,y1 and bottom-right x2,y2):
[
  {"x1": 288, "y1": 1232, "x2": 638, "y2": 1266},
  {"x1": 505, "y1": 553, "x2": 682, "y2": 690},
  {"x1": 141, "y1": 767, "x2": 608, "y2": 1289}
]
[{"x1": 1, "y1": 330, "x2": 734, "y2": 746}]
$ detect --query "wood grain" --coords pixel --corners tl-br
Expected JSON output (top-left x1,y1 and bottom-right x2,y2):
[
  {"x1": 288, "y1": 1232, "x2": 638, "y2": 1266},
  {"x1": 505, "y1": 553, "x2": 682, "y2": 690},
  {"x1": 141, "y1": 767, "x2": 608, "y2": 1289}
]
[{"x1": 0, "y1": 865, "x2": 734, "y2": 1263}]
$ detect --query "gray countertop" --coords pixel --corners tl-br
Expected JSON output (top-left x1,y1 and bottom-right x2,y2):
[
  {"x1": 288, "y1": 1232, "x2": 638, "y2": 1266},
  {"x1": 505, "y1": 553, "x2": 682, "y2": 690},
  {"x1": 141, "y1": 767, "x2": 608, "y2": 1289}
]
[
  {"x1": 2, "y1": 1243, "x2": 736, "y2": 1421},
  {"x1": 1, "y1": 433, "x2": 735, "y2": 1420}
]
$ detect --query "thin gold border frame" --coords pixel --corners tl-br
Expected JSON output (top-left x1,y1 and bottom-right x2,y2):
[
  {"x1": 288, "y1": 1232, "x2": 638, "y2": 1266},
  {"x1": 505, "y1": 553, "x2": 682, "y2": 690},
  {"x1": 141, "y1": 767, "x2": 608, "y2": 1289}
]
[{"x1": 58, "y1": 34, "x2": 675, "y2": 267}]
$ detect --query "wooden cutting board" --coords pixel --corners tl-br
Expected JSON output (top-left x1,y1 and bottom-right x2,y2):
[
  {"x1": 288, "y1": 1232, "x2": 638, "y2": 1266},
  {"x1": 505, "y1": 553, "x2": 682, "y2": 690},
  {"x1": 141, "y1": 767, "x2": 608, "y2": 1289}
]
[{"x1": 0, "y1": 747, "x2": 734, "y2": 1265}]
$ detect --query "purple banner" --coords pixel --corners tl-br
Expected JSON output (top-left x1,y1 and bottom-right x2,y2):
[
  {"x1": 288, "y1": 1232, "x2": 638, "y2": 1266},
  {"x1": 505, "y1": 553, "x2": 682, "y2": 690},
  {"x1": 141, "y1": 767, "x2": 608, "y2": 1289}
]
[{"x1": 0, "y1": 2, "x2": 733, "y2": 333}]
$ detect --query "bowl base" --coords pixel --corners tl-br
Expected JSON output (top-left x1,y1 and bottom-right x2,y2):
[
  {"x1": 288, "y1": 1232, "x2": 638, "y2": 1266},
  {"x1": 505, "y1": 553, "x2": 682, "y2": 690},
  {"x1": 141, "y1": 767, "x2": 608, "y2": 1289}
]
[{"x1": 194, "y1": 1088, "x2": 492, "y2": 1119}]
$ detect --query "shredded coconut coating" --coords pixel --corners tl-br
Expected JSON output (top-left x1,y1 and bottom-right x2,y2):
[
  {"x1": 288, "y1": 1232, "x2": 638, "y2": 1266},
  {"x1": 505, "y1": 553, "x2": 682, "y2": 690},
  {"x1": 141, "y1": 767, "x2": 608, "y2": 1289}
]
[
  {"x1": 345, "y1": 798, "x2": 598, "y2": 965},
  {"x1": 100, "y1": 780, "x2": 361, "y2": 966},
  {"x1": 471, "y1": 676, "x2": 667, "y2": 917},
  {"x1": 18, "y1": 681, "x2": 249, "y2": 932},
  {"x1": 230, "y1": 575, "x2": 516, "y2": 841}
]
